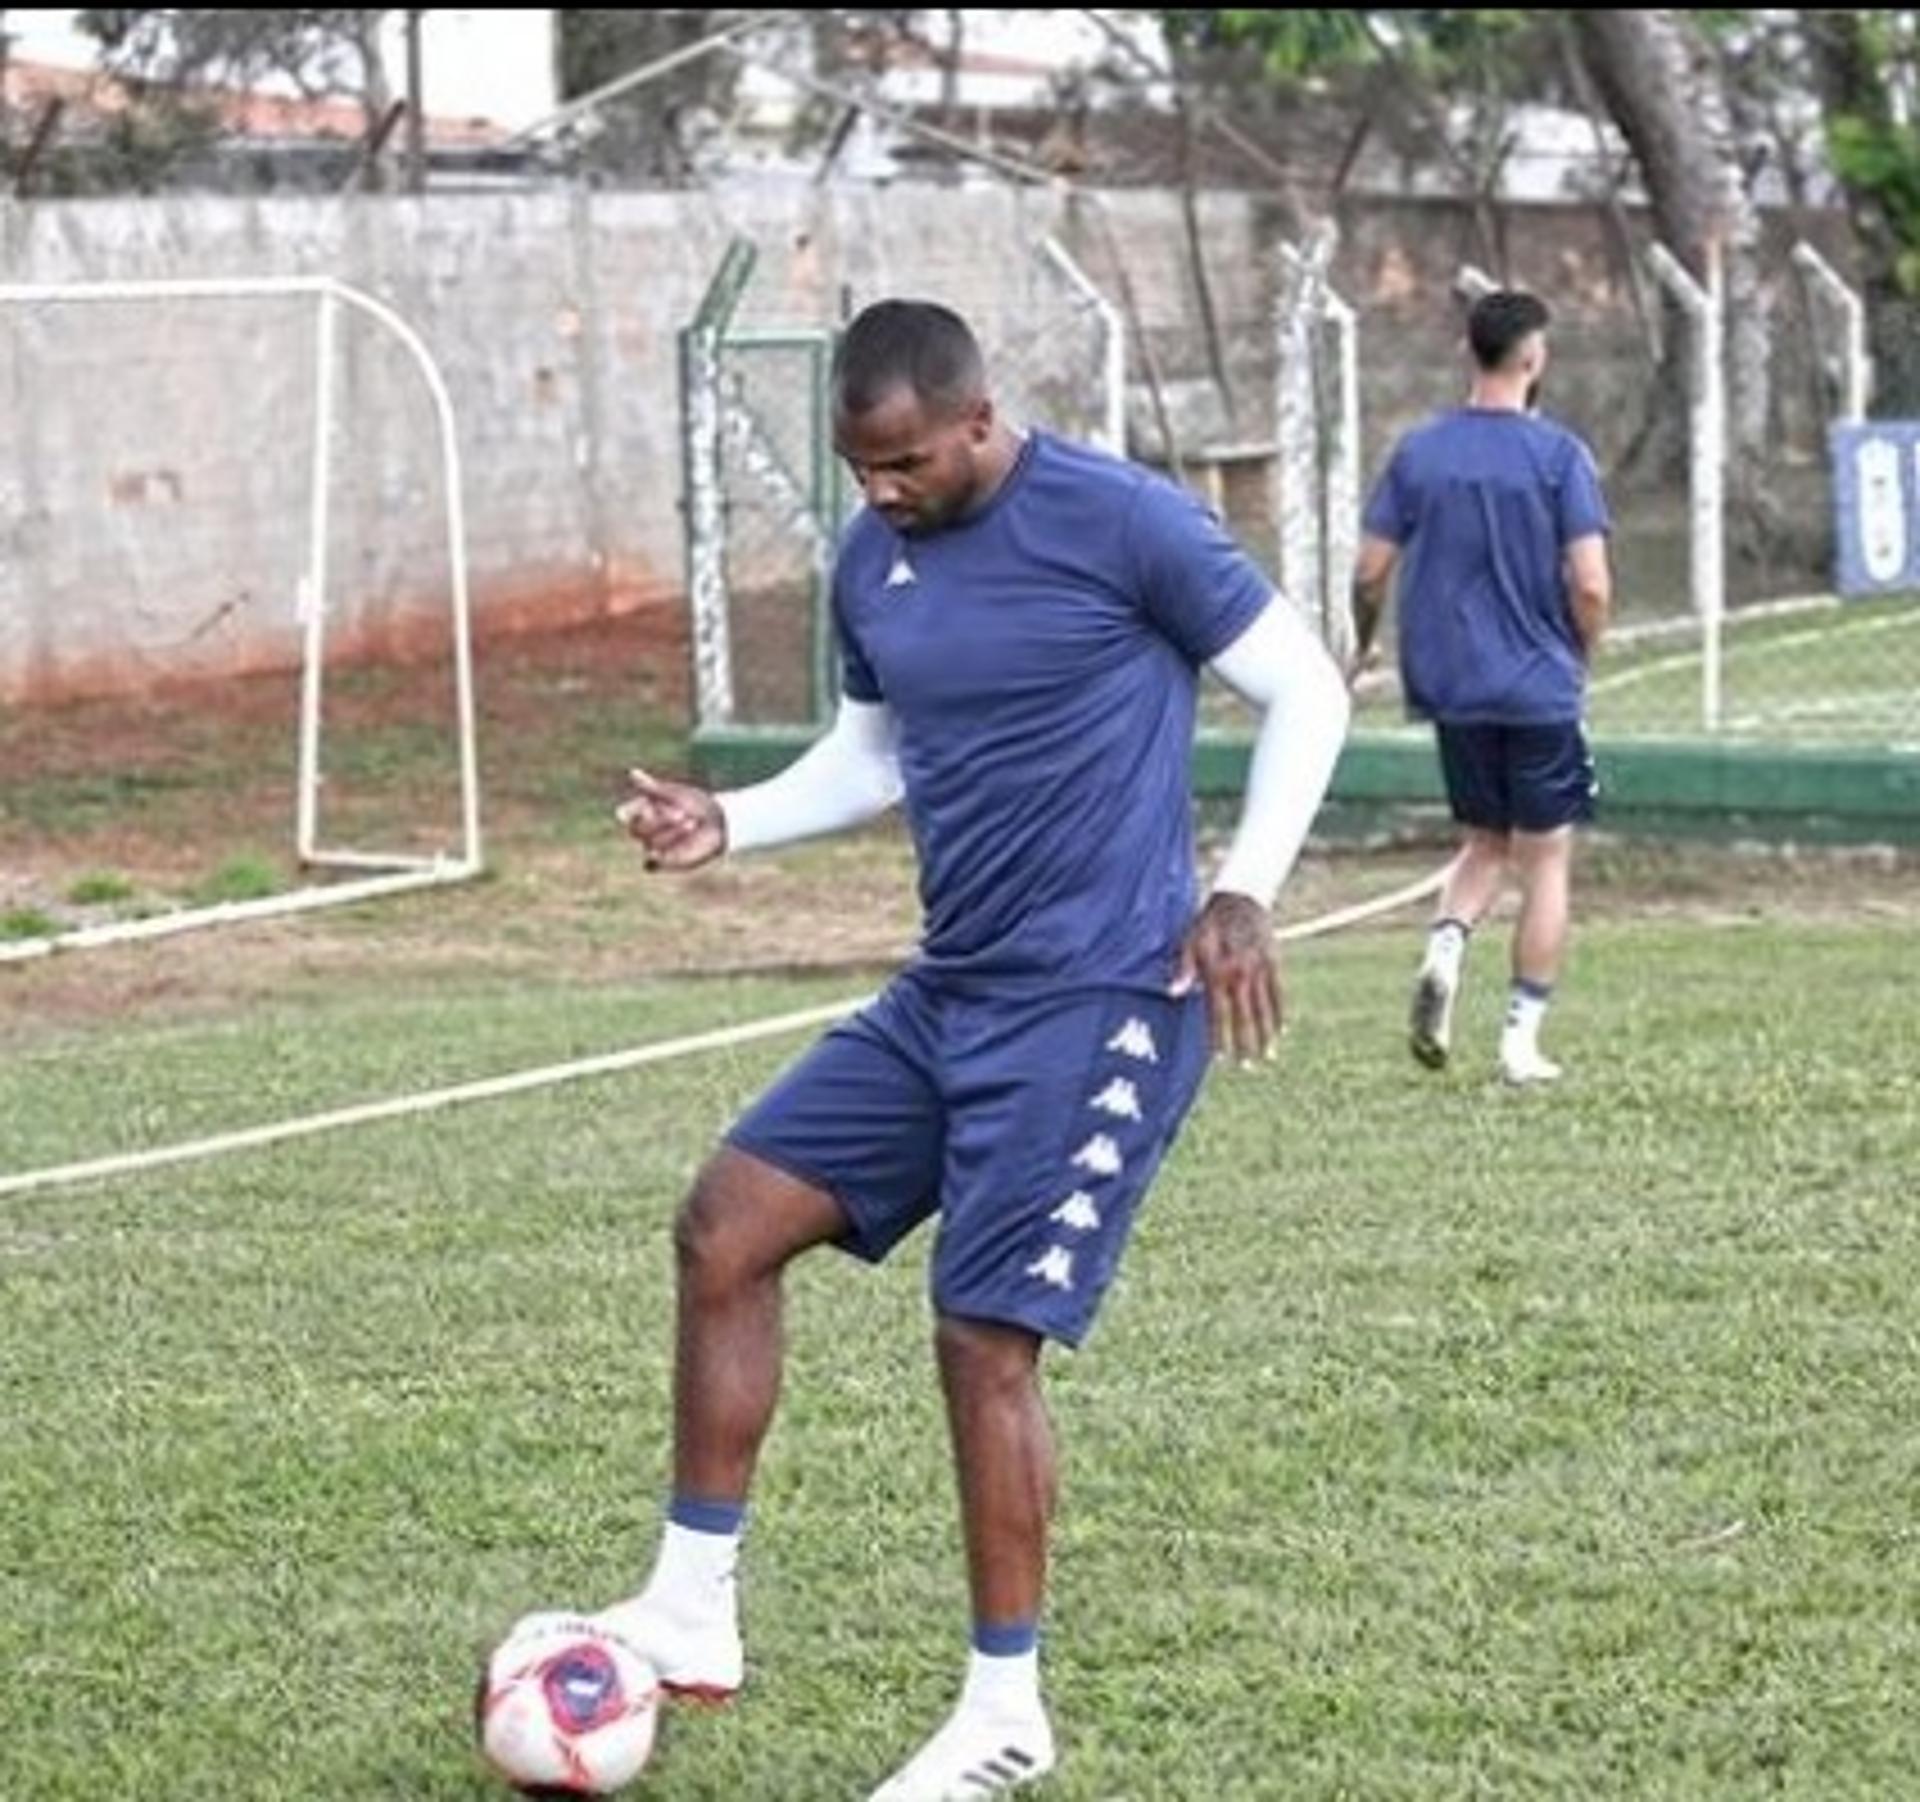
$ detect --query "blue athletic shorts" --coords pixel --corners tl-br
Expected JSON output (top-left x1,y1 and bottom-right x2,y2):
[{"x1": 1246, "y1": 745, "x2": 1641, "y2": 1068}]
[
  {"x1": 726, "y1": 974, "x2": 1212, "y2": 1347},
  {"x1": 1435, "y1": 719, "x2": 1597, "y2": 833}
]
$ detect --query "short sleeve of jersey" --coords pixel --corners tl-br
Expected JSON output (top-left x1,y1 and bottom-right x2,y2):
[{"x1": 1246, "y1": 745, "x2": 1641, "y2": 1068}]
[
  {"x1": 1127, "y1": 475, "x2": 1273, "y2": 665},
  {"x1": 1361, "y1": 447, "x2": 1410, "y2": 544},
  {"x1": 1557, "y1": 436, "x2": 1611, "y2": 544},
  {"x1": 832, "y1": 564, "x2": 883, "y2": 702}
]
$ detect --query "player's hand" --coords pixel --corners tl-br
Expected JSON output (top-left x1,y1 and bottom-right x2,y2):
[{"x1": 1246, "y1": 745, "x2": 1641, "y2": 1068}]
[
  {"x1": 1171, "y1": 891, "x2": 1283, "y2": 1065},
  {"x1": 615, "y1": 767, "x2": 727, "y2": 872},
  {"x1": 1344, "y1": 642, "x2": 1383, "y2": 692}
]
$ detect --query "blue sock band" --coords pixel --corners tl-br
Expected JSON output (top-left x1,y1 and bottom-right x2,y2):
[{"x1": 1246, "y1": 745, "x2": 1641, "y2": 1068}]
[
  {"x1": 1512, "y1": 978, "x2": 1553, "y2": 1003},
  {"x1": 668, "y1": 1494, "x2": 747, "y2": 1537},
  {"x1": 972, "y1": 1619, "x2": 1039, "y2": 1659}
]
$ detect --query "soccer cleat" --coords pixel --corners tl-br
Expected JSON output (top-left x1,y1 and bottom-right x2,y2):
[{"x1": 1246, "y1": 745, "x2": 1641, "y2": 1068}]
[
  {"x1": 1408, "y1": 965, "x2": 1458, "y2": 1070},
  {"x1": 1499, "y1": 1043, "x2": 1563, "y2": 1087},
  {"x1": 866, "y1": 1706, "x2": 1057, "y2": 1801},
  {"x1": 590, "y1": 1595, "x2": 744, "y2": 1705}
]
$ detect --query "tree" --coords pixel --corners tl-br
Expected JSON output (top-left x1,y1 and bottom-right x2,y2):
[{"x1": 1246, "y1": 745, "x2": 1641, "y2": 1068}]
[
  {"x1": 1570, "y1": 10, "x2": 1776, "y2": 547},
  {"x1": 71, "y1": 8, "x2": 398, "y2": 191},
  {"x1": 1170, "y1": 8, "x2": 1784, "y2": 553},
  {"x1": 1166, "y1": 9, "x2": 1559, "y2": 270},
  {"x1": 1800, "y1": 8, "x2": 1920, "y2": 414},
  {"x1": 555, "y1": 10, "x2": 748, "y2": 184}
]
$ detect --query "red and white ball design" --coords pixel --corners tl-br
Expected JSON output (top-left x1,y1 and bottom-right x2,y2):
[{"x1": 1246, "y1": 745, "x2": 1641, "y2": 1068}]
[{"x1": 477, "y1": 1614, "x2": 661, "y2": 1797}]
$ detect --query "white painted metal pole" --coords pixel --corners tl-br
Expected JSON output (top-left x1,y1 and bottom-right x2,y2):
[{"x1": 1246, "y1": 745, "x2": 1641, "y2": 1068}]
[
  {"x1": 1040, "y1": 235, "x2": 1127, "y2": 456},
  {"x1": 1648, "y1": 243, "x2": 1726, "y2": 732},
  {"x1": 685, "y1": 326, "x2": 734, "y2": 729},
  {"x1": 0, "y1": 276, "x2": 336, "y2": 305},
  {"x1": 1791, "y1": 240, "x2": 1872, "y2": 424},
  {"x1": 1321, "y1": 287, "x2": 1361, "y2": 665},
  {"x1": 297, "y1": 286, "x2": 338, "y2": 865},
  {"x1": 320, "y1": 280, "x2": 484, "y2": 873},
  {"x1": 1275, "y1": 239, "x2": 1328, "y2": 628},
  {"x1": 1701, "y1": 243, "x2": 1726, "y2": 732}
]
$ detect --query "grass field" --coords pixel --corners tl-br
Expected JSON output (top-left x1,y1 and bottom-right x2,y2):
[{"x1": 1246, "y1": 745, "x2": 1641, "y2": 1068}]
[
  {"x1": 4, "y1": 624, "x2": 1919, "y2": 1799},
  {"x1": 1336, "y1": 594, "x2": 1920, "y2": 747},
  {"x1": 5, "y1": 912, "x2": 1920, "y2": 1799}
]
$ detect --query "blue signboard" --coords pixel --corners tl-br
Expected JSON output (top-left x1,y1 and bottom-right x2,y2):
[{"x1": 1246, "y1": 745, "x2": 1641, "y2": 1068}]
[{"x1": 1832, "y1": 422, "x2": 1920, "y2": 596}]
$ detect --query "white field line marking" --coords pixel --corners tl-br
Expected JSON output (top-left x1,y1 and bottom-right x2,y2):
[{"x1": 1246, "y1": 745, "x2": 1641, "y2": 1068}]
[{"x1": 1, "y1": 869, "x2": 1452, "y2": 1201}]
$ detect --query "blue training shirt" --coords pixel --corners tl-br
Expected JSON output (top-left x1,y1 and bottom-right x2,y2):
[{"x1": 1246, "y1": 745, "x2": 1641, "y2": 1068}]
[
  {"x1": 1363, "y1": 409, "x2": 1610, "y2": 724},
  {"x1": 832, "y1": 431, "x2": 1271, "y2": 993}
]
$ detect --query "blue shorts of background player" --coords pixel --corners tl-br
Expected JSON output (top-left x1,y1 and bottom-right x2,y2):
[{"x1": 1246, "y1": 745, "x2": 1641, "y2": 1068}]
[
  {"x1": 729, "y1": 974, "x2": 1212, "y2": 1348},
  {"x1": 1435, "y1": 719, "x2": 1597, "y2": 834}
]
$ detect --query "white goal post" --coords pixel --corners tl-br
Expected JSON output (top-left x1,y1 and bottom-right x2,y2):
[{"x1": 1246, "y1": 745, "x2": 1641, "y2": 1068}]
[{"x1": 0, "y1": 275, "x2": 482, "y2": 963}]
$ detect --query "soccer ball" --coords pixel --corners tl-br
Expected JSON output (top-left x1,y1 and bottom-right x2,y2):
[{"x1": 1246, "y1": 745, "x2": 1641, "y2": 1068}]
[{"x1": 476, "y1": 1613, "x2": 661, "y2": 1797}]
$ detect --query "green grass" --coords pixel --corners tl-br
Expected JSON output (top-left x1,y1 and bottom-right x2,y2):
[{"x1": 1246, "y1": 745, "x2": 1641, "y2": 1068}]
[
  {"x1": 0, "y1": 907, "x2": 58, "y2": 941},
  {"x1": 189, "y1": 854, "x2": 283, "y2": 906},
  {"x1": 3, "y1": 920, "x2": 1917, "y2": 1798},
  {"x1": 66, "y1": 872, "x2": 137, "y2": 907},
  {"x1": 1586, "y1": 596, "x2": 1920, "y2": 742}
]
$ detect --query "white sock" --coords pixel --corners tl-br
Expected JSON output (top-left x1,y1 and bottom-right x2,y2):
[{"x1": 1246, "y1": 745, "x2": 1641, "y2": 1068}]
[
  {"x1": 960, "y1": 1648, "x2": 1042, "y2": 1718},
  {"x1": 1503, "y1": 981, "x2": 1551, "y2": 1049},
  {"x1": 638, "y1": 1520, "x2": 740, "y2": 1620},
  {"x1": 1424, "y1": 919, "x2": 1470, "y2": 984}
]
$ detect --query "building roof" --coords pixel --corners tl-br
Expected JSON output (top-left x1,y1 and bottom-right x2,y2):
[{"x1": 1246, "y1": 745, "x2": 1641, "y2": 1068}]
[{"x1": 2, "y1": 55, "x2": 509, "y2": 149}]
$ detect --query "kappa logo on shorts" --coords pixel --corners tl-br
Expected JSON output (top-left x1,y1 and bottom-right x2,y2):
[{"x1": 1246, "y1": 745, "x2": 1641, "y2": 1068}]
[
  {"x1": 1089, "y1": 1077, "x2": 1144, "y2": 1123},
  {"x1": 1070, "y1": 1134, "x2": 1124, "y2": 1178},
  {"x1": 1049, "y1": 1191, "x2": 1103, "y2": 1233},
  {"x1": 1106, "y1": 1018, "x2": 1159, "y2": 1063},
  {"x1": 1026, "y1": 1245, "x2": 1076, "y2": 1291}
]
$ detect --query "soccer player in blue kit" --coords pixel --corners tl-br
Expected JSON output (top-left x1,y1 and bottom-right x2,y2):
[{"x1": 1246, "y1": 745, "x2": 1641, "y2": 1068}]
[
  {"x1": 604, "y1": 300, "x2": 1350, "y2": 1798},
  {"x1": 1350, "y1": 289, "x2": 1612, "y2": 1086}
]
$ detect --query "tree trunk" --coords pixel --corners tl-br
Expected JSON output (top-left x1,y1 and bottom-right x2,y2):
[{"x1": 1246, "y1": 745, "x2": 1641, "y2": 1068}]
[
  {"x1": 351, "y1": 10, "x2": 393, "y2": 193},
  {"x1": 1572, "y1": 10, "x2": 1781, "y2": 562}
]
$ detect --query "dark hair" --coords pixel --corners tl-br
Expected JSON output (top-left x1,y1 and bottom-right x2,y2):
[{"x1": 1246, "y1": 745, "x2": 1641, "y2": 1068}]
[
  {"x1": 833, "y1": 299, "x2": 986, "y2": 418},
  {"x1": 1467, "y1": 290, "x2": 1551, "y2": 371}
]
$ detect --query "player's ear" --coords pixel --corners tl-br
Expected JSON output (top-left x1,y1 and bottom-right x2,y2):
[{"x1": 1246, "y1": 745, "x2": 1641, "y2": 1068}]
[{"x1": 966, "y1": 395, "x2": 995, "y2": 444}]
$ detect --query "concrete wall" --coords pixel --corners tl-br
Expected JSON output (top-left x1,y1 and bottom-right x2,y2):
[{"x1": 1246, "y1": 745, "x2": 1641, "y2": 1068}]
[{"x1": 0, "y1": 186, "x2": 1855, "y2": 704}]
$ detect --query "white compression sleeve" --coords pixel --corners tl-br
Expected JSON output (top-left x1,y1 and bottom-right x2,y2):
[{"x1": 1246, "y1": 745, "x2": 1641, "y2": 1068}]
[
  {"x1": 716, "y1": 695, "x2": 904, "y2": 854},
  {"x1": 1206, "y1": 597, "x2": 1352, "y2": 909}
]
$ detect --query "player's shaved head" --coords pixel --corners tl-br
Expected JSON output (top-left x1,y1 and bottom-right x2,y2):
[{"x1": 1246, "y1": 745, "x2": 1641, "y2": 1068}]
[{"x1": 834, "y1": 300, "x2": 987, "y2": 421}]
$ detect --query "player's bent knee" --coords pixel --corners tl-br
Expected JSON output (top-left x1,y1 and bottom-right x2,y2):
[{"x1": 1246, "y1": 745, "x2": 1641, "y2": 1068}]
[{"x1": 675, "y1": 1146, "x2": 845, "y2": 1295}]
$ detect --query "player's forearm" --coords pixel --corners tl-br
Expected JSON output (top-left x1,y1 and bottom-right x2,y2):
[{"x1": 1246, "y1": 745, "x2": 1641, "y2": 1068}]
[
  {"x1": 1571, "y1": 581, "x2": 1611, "y2": 659},
  {"x1": 1205, "y1": 599, "x2": 1352, "y2": 909},
  {"x1": 717, "y1": 697, "x2": 904, "y2": 853},
  {"x1": 1350, "y1": 576, "x2": 1389, "y2": 661}
]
